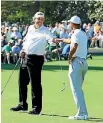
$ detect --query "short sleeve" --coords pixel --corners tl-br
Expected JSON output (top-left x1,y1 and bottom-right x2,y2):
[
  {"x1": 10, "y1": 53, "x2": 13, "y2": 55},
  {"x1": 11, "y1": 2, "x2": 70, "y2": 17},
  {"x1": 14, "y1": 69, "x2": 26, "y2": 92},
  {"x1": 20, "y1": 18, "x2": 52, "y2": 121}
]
[
  {"x1": 45, "y1": 30, "x2": 53, "y2": 41},
  {"x1": 71, "y1": 33, "x2": 79, "y2": 44}
]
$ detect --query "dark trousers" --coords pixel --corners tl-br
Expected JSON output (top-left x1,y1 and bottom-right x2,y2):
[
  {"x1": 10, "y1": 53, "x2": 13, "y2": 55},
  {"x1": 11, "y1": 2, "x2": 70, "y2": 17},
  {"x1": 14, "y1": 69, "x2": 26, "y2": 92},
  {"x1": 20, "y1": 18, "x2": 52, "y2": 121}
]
[{"x1": 18, "y1": 54, "x2": 44, "y2": 112}]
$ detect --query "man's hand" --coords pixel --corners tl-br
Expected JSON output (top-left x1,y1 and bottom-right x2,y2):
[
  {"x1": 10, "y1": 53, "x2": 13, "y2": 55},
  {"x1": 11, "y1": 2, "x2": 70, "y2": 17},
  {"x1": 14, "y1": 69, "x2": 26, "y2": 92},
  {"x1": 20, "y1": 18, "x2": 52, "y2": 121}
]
[
  {"x1": 68, "y1": 55, "x2": 75, "y2": 64},
  {"x1": 54, "y1": 38, "x2": 71, "y2": 44},
  {"x1": 68, "y1": 55, "x2": 72, "y2": 64},
  {"x1": 53, "y1": 38, "x2": 63, "y2": 43}
]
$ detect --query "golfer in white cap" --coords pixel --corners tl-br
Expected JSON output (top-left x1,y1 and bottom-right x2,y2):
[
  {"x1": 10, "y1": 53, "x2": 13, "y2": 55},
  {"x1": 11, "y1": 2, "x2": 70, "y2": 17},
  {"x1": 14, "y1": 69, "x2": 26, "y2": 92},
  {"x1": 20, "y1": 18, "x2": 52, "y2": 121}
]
[
  {"x1": 55, "y1": 15, "x2": 88, "y2": 120},
  {"x1": 10, "y1": 12, "x2": 56, "y2": 115},
  {"x1": 68, "y1": 15, "x2": 88, "y2": 120}
]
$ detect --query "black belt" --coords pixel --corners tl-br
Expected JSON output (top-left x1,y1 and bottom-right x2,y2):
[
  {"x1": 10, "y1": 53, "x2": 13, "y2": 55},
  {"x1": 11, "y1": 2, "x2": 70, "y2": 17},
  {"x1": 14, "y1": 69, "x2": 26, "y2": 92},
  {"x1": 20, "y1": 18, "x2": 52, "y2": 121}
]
[
  {"x1": 27, "y1": 54, "x2": 43, "y2": 57},
  {"x1": 73, "y1": 57, "x2": 86, "y2": 60}
]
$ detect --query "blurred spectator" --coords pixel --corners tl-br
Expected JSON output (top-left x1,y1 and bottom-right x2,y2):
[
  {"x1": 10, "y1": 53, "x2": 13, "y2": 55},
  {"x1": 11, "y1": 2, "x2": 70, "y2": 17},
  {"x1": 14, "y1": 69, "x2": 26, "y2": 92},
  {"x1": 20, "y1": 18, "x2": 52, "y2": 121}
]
[
  {"x1": 86, "y1": 23, "x2": 94, "y2": 37},
  {"x1": 98, "y1": 29, "x2": 103, "y2": 48},
  {"x1": 18, "y1": 39, "x2": 23, "y2": 50},
  {"x1": 1, "y1": 33, "x2": 7, "y2": 48},
  {"x1": 61, "y1": 20, "x2": 68, "y2": 30},
  {"x1": 91, "y1": 29, "x2": 103, "y2": 48},
  {"x1": 86, "y1": 24, "x2": 93, "y2": 47},
  {"x1": 82, "y1": 23, "x2": 87, "y2": 32},
  {"x1": 2, "y1": 41, "x2": 12, "y2": 64},
  {"x1": 59, "y1": 25, "x2": 68, "y2": 53},
  {"x1": 18, "y1": 25, "x2": 23, "y2": 34},
  {"x1": 94, "y1": 21, "x2": 101, "y2": 35},
  {"x1": 12, "y1": 43, "x2": 21, "y2": 63},
  {"x1": 22, "y1": 24, "x2": 29, "y2": 37},
  {"x1": 1, "y1": 25, "x2": 5, "y2": 34},
  {"x1": 11, "y1": 27, "x2": 22, "y2": 43},
  {"x1": 48, "y1": 24, "x2": 53, "y2": 32},
  {"x1": 5, "y1": 26, "x2": 13, "y2": 43},
  {"x1": 52, "y1": 22, "x2": 60, "y2": 38},
  {"x1": 67, "y1": 20, "x2": 72, "y2": 34}
]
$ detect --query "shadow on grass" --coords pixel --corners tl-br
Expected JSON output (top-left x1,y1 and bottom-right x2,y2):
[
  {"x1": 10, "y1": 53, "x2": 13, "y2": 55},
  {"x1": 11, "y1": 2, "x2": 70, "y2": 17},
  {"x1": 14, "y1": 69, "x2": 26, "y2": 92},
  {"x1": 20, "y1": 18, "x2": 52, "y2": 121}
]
[
  {"x1": 1, "y1": 63, "x2": 20, "y2": 70},
  {"x1": 19, "y1": 112, "x2": 68, "y2": 117},
  {"x1": 1, "y1": 64, "x2": 69, "y2": 71},
  {"x1": 42, "y1": 114, "x2": 103, "y2": 122},
  {"x1": 1, "y1": 64, "x2": 103, "y2": 71},
  {"x1": 43, "y1": 65, "x2": 103, "y2": 71},
  {"x1": 88, "y1": 66, "x2": 103, "y2": 71},
  {"x1": 19, "y1": 112, "x2": 103, "y2": 122},
  {"x1": 43, "y1": 65, "x2": 68, "y2": 71},
  {"x1": 41, "y1": 113, "x2": 68, "y2": 118},
  {"x1": 87, "y1": 117, "x2": 103, "y2": 122}
]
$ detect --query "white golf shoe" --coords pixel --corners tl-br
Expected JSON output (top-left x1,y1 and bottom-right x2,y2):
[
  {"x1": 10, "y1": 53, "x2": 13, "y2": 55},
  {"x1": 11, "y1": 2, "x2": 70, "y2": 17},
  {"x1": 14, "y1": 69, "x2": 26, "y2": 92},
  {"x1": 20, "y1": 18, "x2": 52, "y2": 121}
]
[{"x1": 68, "y1": 115, "x2": 88, "y2": 120}]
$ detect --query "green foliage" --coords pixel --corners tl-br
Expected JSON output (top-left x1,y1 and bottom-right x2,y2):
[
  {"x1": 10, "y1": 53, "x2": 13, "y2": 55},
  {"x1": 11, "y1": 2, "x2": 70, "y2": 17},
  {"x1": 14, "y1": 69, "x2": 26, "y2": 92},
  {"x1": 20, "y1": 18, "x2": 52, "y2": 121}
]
[
  {"x1": 1, "y1": 1, "x2": 34, "y2": 24},
  {"x1": 87, "y1": 1, "x2": 103, "y2": 22},
  {"x1": 1, "y1": 56, "x2": 103, "y2": 123},
  {"x1": 1, "y1": 1, "x2": 103, "y2": 25}
]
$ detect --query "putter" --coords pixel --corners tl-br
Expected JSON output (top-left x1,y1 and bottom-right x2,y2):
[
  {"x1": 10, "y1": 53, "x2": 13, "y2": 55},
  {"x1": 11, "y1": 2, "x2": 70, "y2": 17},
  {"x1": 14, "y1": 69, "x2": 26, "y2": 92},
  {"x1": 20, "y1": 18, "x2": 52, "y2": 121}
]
[
  {"x1": 56, "y1": 44, "x2": 66, "y2": 92},
  {"x1": 60, "y1": 83, "x2": 66, "y2": 92},
  {"x1": 1, "y1": 58, "x2": 20, "y2": 95}
]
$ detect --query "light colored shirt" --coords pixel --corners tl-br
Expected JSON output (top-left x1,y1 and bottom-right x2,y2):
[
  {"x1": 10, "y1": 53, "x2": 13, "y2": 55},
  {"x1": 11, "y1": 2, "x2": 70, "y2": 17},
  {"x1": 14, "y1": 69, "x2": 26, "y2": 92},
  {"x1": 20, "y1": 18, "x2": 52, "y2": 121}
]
[
  {"x1": 12, "y1": 46, "x2": 20, "y2": 54},
  {"x1": 98, "y1": 34, "x2": 103, "y2": 41},
  {"x1": 2, "y1": 45, "x2": 12, "y2": 53},
  {"x1": 71, "y1": 29, "x2": 87, "y2": 59},
  {"x1": 60, "y1": 31, "x2": 68, "y2": 39},
  {"x1": 11, "y1": 32, "x2": 22, "y2": 39},
  {"x1": 59, "y1": 31, "x2": 68, "y2": 48},
  {"x1": 23, "y1": 25, "x2": 53, "y2": 55},
  {"x1": 52, "y1": 27, "x2": 60, "y2": 38}
]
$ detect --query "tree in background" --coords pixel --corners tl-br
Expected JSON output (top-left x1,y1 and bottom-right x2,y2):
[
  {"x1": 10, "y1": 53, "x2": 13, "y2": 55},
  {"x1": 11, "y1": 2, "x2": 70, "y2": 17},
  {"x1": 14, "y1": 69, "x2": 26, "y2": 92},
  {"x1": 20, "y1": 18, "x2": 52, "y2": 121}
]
[
  {"x1": 1, "y1": 1, "x2": 103, "y2": 25},
  {"x1": 40, "y1": 1, "x2": 89, "y2": 25},
  {"x1": 87, "y1": 1, "x2": 103, "y2": 22},
  {"x1": 34, "y1": 1, "x2": 40, "y2": 14},
  {"x1": 1, "y1": 1, "x2": 34, "y2": 24}
]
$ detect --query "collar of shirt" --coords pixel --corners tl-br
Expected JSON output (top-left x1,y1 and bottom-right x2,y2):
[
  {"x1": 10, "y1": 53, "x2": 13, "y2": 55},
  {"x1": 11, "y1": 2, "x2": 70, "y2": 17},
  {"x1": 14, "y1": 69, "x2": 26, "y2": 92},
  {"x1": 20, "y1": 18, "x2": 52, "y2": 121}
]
[{"x1": 34, "y1": 25, "x2": 44, "y2": 31}]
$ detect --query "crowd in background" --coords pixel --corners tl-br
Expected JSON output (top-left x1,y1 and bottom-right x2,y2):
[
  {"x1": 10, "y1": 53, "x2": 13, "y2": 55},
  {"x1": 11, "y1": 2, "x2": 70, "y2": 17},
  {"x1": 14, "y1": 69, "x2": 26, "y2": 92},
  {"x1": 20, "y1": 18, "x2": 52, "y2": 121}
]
[{"x1": 1, "y1": 20, "x2": 103, "y2": 64}]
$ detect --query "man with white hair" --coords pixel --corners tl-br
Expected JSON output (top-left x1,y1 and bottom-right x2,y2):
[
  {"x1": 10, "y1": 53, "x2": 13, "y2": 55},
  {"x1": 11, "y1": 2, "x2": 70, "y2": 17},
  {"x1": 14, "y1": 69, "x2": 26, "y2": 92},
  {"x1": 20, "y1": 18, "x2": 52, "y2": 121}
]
[{"x1": 10, "y1": 12, "x2": 56, "y2": 115}]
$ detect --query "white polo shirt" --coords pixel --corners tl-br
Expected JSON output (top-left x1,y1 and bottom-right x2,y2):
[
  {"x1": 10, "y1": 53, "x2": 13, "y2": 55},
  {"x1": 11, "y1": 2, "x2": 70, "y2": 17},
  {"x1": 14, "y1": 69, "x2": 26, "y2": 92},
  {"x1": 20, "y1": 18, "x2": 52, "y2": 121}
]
[
  {"x1": 23, "y1": 25, "x2": 53, "y2": 55},
  {"x1": 71, "y1": 29, "x2": 87, "y2": 59}
]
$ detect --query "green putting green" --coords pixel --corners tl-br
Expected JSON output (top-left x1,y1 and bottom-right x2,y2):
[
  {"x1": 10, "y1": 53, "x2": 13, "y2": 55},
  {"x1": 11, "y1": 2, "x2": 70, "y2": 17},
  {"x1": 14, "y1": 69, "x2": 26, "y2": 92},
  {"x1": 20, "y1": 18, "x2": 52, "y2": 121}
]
[{"x1": 1, "y1": 56, "x2": 103, "y2": 123}]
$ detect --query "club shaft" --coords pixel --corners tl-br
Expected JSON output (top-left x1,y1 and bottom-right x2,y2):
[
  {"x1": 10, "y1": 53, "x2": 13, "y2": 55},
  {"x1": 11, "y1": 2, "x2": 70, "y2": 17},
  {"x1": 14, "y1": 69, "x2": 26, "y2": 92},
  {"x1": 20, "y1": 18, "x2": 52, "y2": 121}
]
[
  {"x1": 56, "y1": 44, "x2": 66, "y2": 91},
  {"x1": 1, "y1": 58, "x2": 20, "y2": 95}
]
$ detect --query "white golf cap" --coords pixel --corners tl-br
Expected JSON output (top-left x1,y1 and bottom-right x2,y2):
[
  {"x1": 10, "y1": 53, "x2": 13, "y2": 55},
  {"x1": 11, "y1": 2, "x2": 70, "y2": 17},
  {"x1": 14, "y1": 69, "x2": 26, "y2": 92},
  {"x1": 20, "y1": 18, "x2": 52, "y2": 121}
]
[
  {"x1": 68, "y1": 20, "x2": 70, "y2": 22},
  {"x1": 5, "y1": 27, "x2": 9, "y2": 30},
  {"x1": 95, "y1": 21, "x2": 100, "y2": 24},
  {"x1": 12, "y1": 27, "x2": 18, "y2": 31},
  {"x1": 61, "y1": 25, "x2": 67, "y2": 30},
  {"x1": 61, "y1": 20, "x2": 65, "y2": 23},
  {"x1": 33, "y1": 12, "x2": 44, "y2": 19},
  {"x1": 9, "y1": 39, "x2": 13, "y2": 43},
  {"x1": 62, "y1": 20, "x2": 67, "y2": 23},
  {"x1": 70, "y1": 15, "x2": 81, "y2": 24},
  {"x1": 15, "y1": 42, "x2": 19, "y2": 45}
]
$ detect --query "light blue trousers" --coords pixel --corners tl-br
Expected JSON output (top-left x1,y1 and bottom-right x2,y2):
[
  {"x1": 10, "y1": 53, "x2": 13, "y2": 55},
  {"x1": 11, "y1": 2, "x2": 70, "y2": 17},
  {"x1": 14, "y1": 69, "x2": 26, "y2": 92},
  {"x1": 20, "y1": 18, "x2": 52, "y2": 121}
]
[{"x1": 68, "y1": 57, "x2": 88, "y2": 116}]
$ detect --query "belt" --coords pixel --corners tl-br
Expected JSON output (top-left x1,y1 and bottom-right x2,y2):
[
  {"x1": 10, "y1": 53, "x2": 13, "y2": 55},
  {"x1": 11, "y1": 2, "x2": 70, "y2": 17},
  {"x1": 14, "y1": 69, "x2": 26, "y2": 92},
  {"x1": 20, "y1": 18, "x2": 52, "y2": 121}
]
[
  {"x1": 71, "y1": 57, "x2": 86, "y2": 66},
  {"x1": 27, "y1": 54, "x2": 43, "y2": 57},
  {"x1": 72, "y1": 56, "x2": 86, "y2": 60}
]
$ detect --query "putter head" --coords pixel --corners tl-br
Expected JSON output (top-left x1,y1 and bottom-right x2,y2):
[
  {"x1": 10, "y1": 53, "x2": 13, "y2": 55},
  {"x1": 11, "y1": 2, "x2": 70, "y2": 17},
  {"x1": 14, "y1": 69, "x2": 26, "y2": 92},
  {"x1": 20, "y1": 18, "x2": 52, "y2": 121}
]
[
  {"x1": 60, "y1": 83, "x2": 66, "y2": 92},
  {"x1": 1, "y1": 90, "x2": 3, "y2": 95}
]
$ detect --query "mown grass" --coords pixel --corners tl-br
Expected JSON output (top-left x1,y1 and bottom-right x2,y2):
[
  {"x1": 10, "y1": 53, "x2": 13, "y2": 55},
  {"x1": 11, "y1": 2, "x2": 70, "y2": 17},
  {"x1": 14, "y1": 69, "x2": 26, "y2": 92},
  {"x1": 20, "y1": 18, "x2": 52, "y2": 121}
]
[{"x1": 1, "y1": 56, "x2": 103, "y2": 123}]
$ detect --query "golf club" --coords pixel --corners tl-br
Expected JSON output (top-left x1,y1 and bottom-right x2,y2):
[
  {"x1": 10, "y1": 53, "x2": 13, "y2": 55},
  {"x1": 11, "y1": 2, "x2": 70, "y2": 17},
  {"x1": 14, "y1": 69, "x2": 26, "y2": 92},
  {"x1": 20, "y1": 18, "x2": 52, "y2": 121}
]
[
  {"x1": 1, "y1": 58, "x2": 20, "y2": 95},
  {"x1": 55, "y1": 43, "x2": 66, "y2": 92}
]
